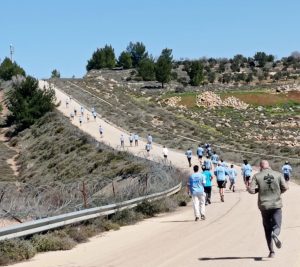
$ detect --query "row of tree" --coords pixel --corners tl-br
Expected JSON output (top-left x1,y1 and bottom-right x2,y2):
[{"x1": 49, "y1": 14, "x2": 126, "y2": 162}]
[{"x1": 86, "y1": 42, "x2": 300, "y2": 87}]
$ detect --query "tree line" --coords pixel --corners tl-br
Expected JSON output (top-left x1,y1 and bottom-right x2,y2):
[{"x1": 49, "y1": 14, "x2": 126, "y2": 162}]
[{"x1": 86, "y1": 42, "x2": 300, "y2": 86}]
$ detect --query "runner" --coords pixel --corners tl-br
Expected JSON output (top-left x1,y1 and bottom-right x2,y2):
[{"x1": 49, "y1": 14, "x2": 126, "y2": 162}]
[
  {"x1": 187, "y1": 165, "x2": 206, "y2": 221},
  {"x1": 214, "y1": 162, "x2": 228, "y2": 202},
  {"x1": 99, "y1": 125, "x2": 103, "y2": 138},
  {"x1": 203, "y1": 156, "x2": 212, "y2": 171},
  {"x1": 86, "y1": 113, "x2": 90, "y2": 122},
  {"x1": 196, "y1": 144, "x2": 204, "y2": 164},
  {"x1": 145, "y1": 142, "x2": 151, "y2": 156},
  {"x1": 228, "y1": 164, "x2": 237, "y2": 192},
  {"x1": 74, "y1": 108, "x2": 77, "y2": 116},
  {"x1": 79, "y1": 116, "x2": 83, "y2": 126},
  {"x1": 65, "y1": 98, "x2": 69, "y2": 108},
  {"x1": 162, "y1": 146, "x2": 168, "y2": 162},
  {"x1": 147, "y1": 134, "x2": 153, "y2": 149},
  {"x1": 129, "y1": 133, "x2": 134, "y2": 147},
  {"x1": 80, "y1": 106, "x2": 84, "y2": 116},
  {"x1": 247, "y1": 160, "x2": 289, "y2": 258},
  {"x1": 120, "y1": 134, "x2": 125, "y2": 148},
  {"x1": 134, "y1": 133, "x2": 139, "y2": 146},
  {"x1": 242, "y1": 159, "x2": 252, "y2": 187},
  {"x1": 281, "y1": 161, "x2": 292, "y2": 182},
  {"x1": 202, "y1": 165, "x2": 213, "y2": 205},
  {"x1": 70, "y1": 111, "x2": 74, "y2": 120},
  {"x1": 91, "y1": 107, "x2": 95, "y2": 113},
  {"x1": 211, "y1": 151, "x2": 219, "y2": 169},
  {"x1": 185, "y1": 148, "x2": 193, "y2": 167},
  {"x1": 92, "y1": 111, "x2": 97, "y2": 121},
  {"x1": 205, "y1": 144, "x2": 212, "y2": 158}
]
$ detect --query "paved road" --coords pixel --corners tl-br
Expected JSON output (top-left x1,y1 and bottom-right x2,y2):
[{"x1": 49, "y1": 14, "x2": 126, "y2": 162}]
[{"x1": 14, "y1": 81, "x2": 300, "y2": 267}]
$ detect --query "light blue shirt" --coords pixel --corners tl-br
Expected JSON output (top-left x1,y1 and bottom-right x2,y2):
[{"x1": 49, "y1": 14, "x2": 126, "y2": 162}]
[
  {"x1": 282, "y1": 164, "x2": 292, "y2": 175},
  {"x1": 214, "y1": 166, "x2": 227, "y2": 181},
  {"x1": 242, "y1": 164, "x2": 252, "y2": 177},
  {"x1": 147, "y1": 135, "x2": 153, "y2": 143},
  {"x1": 196, "y1": 147, "x2": 204, "y2": 156},
  {"x1": 211, "y1": 154, "x2": 219, "y2": 164},
  {"x1": 188, "y1": 172, "x2": 206, "y2": 195},
  {"x1": 134, "y1": 134, "x2": 139, "y2": 140},
  {"x1": 228, "y1": 168, "x2": 237, "y2": 180},
  {"x1": 204, "y1": 159, "x2": 212, "y2": 170},
  {"x1": 145, "y1": 143, "x2": 151, "y2": 151},
  {"x1": 185, "y1": 150, "x2": 192, "y2": 158}
]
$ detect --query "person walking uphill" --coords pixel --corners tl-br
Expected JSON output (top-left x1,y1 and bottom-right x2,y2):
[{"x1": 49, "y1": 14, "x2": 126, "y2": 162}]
[
  {"x1": 187, "y1": 165, "x2": 206, "y2": 221},
  {"x1": 247, "y1": 160, "x2": 288, "y2": 259},
  {"x1": 214, "y1": 162, "x2": 228, "y2": 202},
  {"x1": 185, "y1": 148, "x2": 193, "y2": 167},
  {"x1": 282, "y1": 161, "x2": 292, "y2": 182}
]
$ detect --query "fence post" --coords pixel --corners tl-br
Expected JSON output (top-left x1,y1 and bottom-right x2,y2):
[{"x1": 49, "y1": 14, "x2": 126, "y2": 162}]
[
  {"x1": 112, "y1": 180, "x2": 116, "y2": 198},
  {"x1": 80, "y1": 181, "x2": 88, "y2": 208}
]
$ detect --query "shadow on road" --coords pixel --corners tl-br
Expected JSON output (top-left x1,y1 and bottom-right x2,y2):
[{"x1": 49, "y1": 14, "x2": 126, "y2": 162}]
[
  {"x1": 161, "y1": 220, "x2": 195, "y2": 223},
  {"x1": 199, "y1": 256, "x2": 264, "y2": 261}
]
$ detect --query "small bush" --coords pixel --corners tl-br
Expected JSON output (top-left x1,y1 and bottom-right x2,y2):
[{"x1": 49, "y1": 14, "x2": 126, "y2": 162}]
[
  {"x1": 32, "y1": 232, "x2": 76, "y2": 252},
  {"x1": 65, "y1": 226, "x2": 91, "y2": 243},
  {"x1": 0, "y1": 239, "x2": 36, "y2": 265},
  {"x1": 135, "y1": 200, "x2": 161, "y2": 217},
  {"x1": 91, "y1": 218, "x2": 120, "y2": 231},
  {"x1": 111, "y1": 209, "x2": 144, "y2": 226}
]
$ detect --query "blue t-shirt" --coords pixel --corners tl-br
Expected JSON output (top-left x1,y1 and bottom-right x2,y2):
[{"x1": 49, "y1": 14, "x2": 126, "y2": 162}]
[
  {"x1": 185, "y1": 150, "x2": 192, "y2": 158},
  {"x1": 203, "y1": 170, "x2": 212, "y2": 187},
  {"x1": 211, "y1": 154, "x2": 219, "y2": 164},
  {"x1": 188, "y1": 172, "x2": 206, "y2": 195},
  {"x1": 227, "y1": 168, "x2": 237, "y2": 180},
  {"x1": 204, "y1": 159, "x2": 212, "y2": 169},
  {"x1": 282, "y1": 164, "x2": 292, "y2": 175},
  {"x1": 196, "y1": 147, "x2": 204, "y2": 156},
  {"x1": 214, "y1": 166, "x2": 227, "y2": 181},
  {"x1": 242, "y1": 164, "x2": 252, "y2": 177}
]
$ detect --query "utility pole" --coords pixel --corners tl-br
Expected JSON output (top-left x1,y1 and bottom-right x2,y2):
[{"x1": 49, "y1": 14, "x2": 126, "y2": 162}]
[{"x1": 10, "y1": 44, "x2": 14, "y2": 62}]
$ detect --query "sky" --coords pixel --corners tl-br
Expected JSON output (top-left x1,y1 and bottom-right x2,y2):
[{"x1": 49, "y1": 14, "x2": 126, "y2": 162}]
[{"x1": 1, "y1": 0, "x2": 299, "y2": 78}]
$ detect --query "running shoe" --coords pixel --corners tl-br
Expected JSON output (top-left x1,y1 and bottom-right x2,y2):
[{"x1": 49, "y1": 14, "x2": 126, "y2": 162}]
[
  {"x1": 268, "y1": 252, "x2": 275, "y2": 258},
  {"x1": 272, "y1": 232, "x2": 282, "y2": 249}
]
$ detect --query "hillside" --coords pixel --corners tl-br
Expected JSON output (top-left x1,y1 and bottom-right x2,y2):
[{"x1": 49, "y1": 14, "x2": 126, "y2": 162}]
[
  {"x1": 50, "y1": 75, "x2": 300, "y2": 181},
  {"x1": 1, "y1": 110, "x2": 180, "y2": 220}
]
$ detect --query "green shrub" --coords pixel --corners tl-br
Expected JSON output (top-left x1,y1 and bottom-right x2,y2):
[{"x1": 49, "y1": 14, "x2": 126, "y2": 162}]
[
  {"x1": 111, "y1": 209, "x2": 144, "y2": 226},
  {"x1": 91, "y1": 218, "x2": 120, "y2": 231},
  {"x1": 32, "y1": 232, "x2": 76, "y2": 252},
  {"x1": 65, "y1": 226, "x2": 91, "y2": 243},
  {"x1": 135, "y1": 200, "x2": 161, "y2": 217},
  {"x1": 0, "y1": 239, "x2": 36, "y2": 265}
]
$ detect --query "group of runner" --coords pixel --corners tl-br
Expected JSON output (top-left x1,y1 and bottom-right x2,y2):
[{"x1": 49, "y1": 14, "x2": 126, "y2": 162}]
[{"x1": 186, "y1": 143, "x2": 293, "y2": 223}]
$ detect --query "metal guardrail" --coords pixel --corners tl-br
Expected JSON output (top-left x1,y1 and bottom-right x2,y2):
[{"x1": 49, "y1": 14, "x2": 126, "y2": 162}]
[{"x1": 0, "y1": 182, "x2": 182, "y2": 241}]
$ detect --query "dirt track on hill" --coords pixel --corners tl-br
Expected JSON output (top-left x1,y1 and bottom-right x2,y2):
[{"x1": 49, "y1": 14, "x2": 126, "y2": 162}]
[{"x1": 13, "y1": 81, "x2": 300, "y2": 267}]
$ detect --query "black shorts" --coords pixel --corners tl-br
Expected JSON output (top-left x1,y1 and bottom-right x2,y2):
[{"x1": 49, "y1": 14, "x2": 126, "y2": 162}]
[
  {"x1": 164, "y1": 155, "x2": 167, "y2": 158},
  {"x1": 198, "y1": 155, "x2": 203, "y2": 159},
  {"x1": 217, "y1": 180, "x2": 226, "y2": 189},
  {"x1": 245, "y1": 176, "x2": 251, "y2": 182},
  {"x1": 283, "y1": 173, "x2": 290, "y2": 181}
]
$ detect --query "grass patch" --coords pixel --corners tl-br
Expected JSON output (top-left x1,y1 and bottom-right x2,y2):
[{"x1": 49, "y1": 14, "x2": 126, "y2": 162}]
[
  {"x1": 32, "y1": 231, "x2": 76, "y2": 252},
  {"x1": 0, "y1": 141, "x2": 16, "y2": 182},
  {"x1": 0, "y1": 239, "x2": 36, "y2": 265}
]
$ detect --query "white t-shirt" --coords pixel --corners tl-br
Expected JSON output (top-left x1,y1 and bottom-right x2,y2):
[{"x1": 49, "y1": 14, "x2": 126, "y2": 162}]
[{"x1": 163, "y1": 148, "x2": 168, "y2": 156}]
